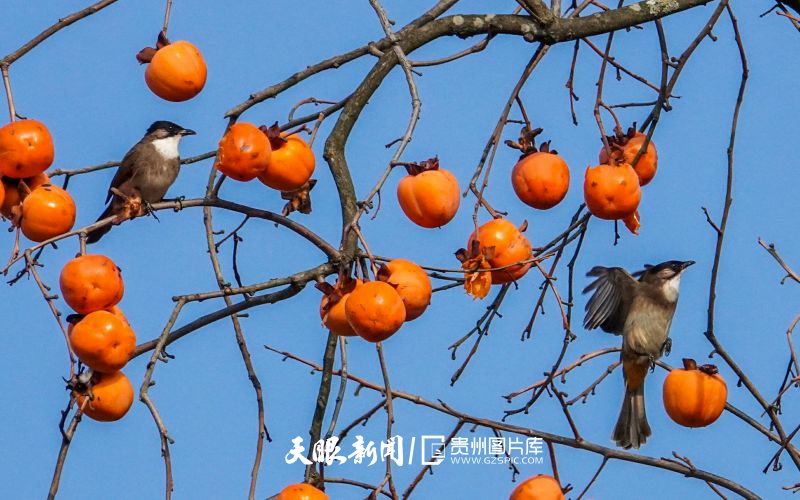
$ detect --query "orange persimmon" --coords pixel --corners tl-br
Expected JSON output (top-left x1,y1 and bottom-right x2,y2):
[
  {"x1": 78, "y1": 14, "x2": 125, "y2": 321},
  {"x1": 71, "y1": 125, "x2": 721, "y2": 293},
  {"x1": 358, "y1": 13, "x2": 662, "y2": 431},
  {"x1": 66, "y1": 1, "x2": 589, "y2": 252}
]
[
  {"x1": 70, "y1": 310, "x2": 136, "y2": 373},
  {"x1": 345, "y1": 281, "x2": 406, "y2": 342},
  {"x1": 583, "y1": 163, "x2": 641, "y2": 220},
  {"x1": 468, "y1": 219, "x2": 532, "y2": 284},
  {"x1": 20, "y1": 184, "x2": 76, "y2": 242},
  {"x1": 67, "y1": 305, "x2": 130, "y2": 336},
  {"x1": 599, "y1": 129, "x2": 658, "y2": 186},
  {"x1": 143, "y1": 40, "x2": 207, "y2": 102},
  {"x1": 276, "y1": 483, "x2": 329, "y2": 500},
  {"x1": 379, "y1": 259, "x2": 431, "y2": 321},
  {"x1": 511, "y1": 151, "x2": 570, "y2": 210},
  {"x1": 663, "y1": 358, "x2": 727, "y2": 428},
  {"x1": 75, "y1": 371, "x2": 135, "y2": 422},
  {"x1": 59, "y1": 255, "x2": 124, "y2": 314},
  {"x1": 319, "y1": 278, "x2": 362, "y2": 336},
  {"x1": 0, "y1": 119, "x2": 55, "y2": 178},
  {"x1": 259, "y1": 127, "x2": 315, "y2": 191},
  {"x1": 1, "y1": 172, "x2": 50, "y2": 220},
  {"x1": 396, "y1": 157, "x2": 460, "y2": 228},
  {"x1": 509, "y1": 474, "x2": 565, "y2": 500},
  {"x1": 215, "y1": 123, "x2": 272, "y2": 181}
]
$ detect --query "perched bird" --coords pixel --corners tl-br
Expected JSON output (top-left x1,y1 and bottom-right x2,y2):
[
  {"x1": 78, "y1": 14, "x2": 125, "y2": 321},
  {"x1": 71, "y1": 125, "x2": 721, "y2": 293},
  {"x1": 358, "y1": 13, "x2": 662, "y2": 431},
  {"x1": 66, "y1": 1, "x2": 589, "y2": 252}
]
[
  {"x1": 583, "y1": 260, "x2": 695, "y2": 449},
  {"x1": 87, "y1": 121, "x2": 195, "y2": 243}
]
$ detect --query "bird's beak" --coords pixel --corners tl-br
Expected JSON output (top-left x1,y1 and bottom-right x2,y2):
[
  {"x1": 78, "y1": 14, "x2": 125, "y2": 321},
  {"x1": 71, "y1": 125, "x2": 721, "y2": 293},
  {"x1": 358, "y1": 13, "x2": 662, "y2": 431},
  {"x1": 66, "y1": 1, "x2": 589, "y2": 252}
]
[
  {"x1": 681, "y1": 260, "x2": 696, "y2": 270},
  {"x1": 180, "y1": 128, "x2": 196, "y2": 136}
]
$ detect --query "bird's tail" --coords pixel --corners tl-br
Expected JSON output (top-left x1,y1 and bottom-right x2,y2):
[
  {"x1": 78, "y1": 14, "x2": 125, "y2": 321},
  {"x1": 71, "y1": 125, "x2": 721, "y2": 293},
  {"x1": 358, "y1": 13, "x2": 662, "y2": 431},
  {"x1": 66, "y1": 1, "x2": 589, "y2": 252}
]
[
  {"x1": 86, "y1": 204, "x2": 114, "y2": 244},
  {"x1": 613, "y1": 362, "x2": 651, "y2": 449}
]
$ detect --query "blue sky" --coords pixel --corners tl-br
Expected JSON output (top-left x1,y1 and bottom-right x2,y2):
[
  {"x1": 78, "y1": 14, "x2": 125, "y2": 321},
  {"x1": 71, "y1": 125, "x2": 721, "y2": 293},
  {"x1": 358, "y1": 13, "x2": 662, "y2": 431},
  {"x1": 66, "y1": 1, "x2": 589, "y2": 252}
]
[{"x1": 1, "y1": 1, "x2": 799, "y2": 498}]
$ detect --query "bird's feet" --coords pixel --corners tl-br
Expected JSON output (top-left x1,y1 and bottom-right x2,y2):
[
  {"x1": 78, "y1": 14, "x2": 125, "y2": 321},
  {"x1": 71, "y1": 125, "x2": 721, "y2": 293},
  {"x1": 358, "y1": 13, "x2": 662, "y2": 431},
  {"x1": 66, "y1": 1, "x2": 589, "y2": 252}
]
[
  {"x1": 143, "y1": 202, "x2": 160, "y2": 222},
  {"x1": 162, "y1": 195, "x2": 186, "y2": 211}
]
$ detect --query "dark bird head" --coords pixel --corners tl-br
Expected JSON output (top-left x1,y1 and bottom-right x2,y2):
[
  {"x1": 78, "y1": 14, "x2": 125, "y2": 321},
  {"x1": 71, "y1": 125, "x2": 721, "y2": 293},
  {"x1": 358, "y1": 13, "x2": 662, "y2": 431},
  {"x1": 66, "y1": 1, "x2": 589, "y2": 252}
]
[
  {"x1": 637, "y1": 260, "x2": 695, "y2": 301},
  {"x1": 146, "y1": 120, "x2": 196, "y2": 140},
  {"x1": 144, "y1": 121, "x2": 195, "y2": 159}
]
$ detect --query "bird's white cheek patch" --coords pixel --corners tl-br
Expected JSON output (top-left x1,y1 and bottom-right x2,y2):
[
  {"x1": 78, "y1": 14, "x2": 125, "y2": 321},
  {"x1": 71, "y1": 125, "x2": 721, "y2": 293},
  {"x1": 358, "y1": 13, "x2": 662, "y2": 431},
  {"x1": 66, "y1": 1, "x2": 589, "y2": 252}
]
[
  {"x1": 662, "y1": 275, "x2": 682, "y2": 302},
  {"x1": 152, "y1": 136, "x2": 181, "y2": 159}
]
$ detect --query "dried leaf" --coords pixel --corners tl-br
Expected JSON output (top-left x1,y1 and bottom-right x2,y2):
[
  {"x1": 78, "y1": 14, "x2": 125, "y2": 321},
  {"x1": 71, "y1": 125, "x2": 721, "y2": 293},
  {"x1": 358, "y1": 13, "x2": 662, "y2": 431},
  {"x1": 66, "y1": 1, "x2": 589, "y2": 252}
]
[
  {"x1": 456, "y1": 240, "x2": 497, "y2": 299},
  {"x1": 282, "y1": 179, "x2": 316, "y2": 216},
  {"x1": 463, "y1": 256, "x2": 492, "y2": 300}
]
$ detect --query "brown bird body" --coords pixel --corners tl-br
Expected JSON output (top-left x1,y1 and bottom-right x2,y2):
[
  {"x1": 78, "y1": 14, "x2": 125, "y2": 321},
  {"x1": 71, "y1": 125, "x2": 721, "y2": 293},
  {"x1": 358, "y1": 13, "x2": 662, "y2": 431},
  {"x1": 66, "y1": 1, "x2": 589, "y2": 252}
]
[
  {"x1": 583, "y1": 260, "x2": 694, "y2": 449},
  {"x1": 87, "y1": 121, "x2": 195, "y2": 243}
]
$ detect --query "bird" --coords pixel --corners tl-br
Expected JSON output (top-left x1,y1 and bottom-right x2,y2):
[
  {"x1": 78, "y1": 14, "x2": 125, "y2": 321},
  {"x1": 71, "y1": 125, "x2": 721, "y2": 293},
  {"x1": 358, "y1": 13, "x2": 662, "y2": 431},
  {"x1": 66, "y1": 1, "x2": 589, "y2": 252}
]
[
  {"x1": 582, "y1": 260, "x2": 695, "y2": 449},
  {"x1": 86, "y1": 121, "x2": 195, "y2": 243}
]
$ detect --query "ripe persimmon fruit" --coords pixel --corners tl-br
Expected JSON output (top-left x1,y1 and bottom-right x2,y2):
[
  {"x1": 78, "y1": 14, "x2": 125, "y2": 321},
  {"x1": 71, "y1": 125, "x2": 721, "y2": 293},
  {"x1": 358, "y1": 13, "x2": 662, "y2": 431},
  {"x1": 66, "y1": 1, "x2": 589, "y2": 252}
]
[
  {"x1": 75, "y1": 371, "x2": 135, "y2": 422},
  {"x1": 0, "y1": 119, "x2": 55, "y2": 179},
  {"x1": 319, "y1": 278, "x2": 362, "y2": 336},
  {"x1": 142, "y1": 37, "x2": 207, "y2": 102},
  {"x1": 396, "y1": 157, "x2": 460, "y2": 228},
  {"x1": 379, "y1": 259, "x2": 431, "y2": 321},
  {"x1": 20, "y1": 184, "x2": 76, "y2": 242},
  {"x1": 276, "y1": 483, "x2": 329, "y2": 500},
  {"x1": 583, "y1": 163, "x2": 641, "y2": 220},
  {"x1": 215, "y1": 123, "x2": 272, "y2": 181},
  {"x1": 60, "y1": 254, "x2": 124, "y2": 314},
  {"x1": 345, "y1": 281, "x2": 406, "y2": 342},
  {"x1": 67, "y1": 305, "x2": 131, "y2": 336},
  {"x1": 507, "y1": 130, "x2": 570, "y2": 210},
  {"x1": 468, "y1": 219, "x2": 532, "y2": 284},
  {"x1": 509, "y1": 474, "x2": 565, "y2": 500},
  {"x1": 599, "y1": 128, "x2": 658, "y2": 186},
  {"x1": 70, "y1": 310, "x2": 136, "y2": 373},
  {"x1": 663, "y1": 358, "x2": 727, "y2": 428},
  {"x1": 511, "y1": 151, "x2": 570, "y2": 210},
  {"x1": 259, "y1": 125, "x2": 315, "y2": 192},
  {"x1": 1, "y1": 172, "x2": 50, "y2": 221}
]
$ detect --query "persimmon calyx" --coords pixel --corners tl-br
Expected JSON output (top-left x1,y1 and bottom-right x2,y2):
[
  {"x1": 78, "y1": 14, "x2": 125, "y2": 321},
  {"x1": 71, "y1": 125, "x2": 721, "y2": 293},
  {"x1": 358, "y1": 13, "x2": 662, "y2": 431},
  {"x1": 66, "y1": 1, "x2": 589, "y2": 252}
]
[
  {"x1": 373, "y1": 264, "x2": 406, "y2": 288},
  {"x1": 375, "y1": 264, "x2": 392, "y2": 283},
  {"x1": 605, "y1": 123, "x2": 639, "y2": 144},
  {"x1": 135, "y1": 31, "x2": 172, "y2": 64},
  {"x1": 682, "y1": 358, "x2": 719, "y2": 375},
  {"x1": 600, "y1": 123, "x2": 644, "y2": 160},
  {"x1": 504, "y1": 126, "x2": 560, "y2": 159},
  {"x1": 315, "y1": 281, "x2": 336, "y2": 297},
  {"x1": 258, "y1": 122, "x2": 290, "y2": 150},
  {"x1": 316, "y1": 275, "x2": 358, "y2": 311},
  {"x1": 281, "y1": 179, "x2": 316, "y2": 216},
  {"x1": 394, "y1": 156, "x2": 440, "y2": 176},
  {"x1": 681, "y1": 357, "x2": 720, "y2": 375},
  {"x1": 699, "y1": 364, "x2": 720, "y2": 375}
]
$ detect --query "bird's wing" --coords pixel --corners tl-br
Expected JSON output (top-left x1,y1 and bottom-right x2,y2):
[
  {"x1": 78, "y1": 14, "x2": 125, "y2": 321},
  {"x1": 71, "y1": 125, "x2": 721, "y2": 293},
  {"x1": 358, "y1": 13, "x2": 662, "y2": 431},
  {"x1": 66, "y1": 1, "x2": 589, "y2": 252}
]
[
  {"x1": 582, "y1": 266, "x2": 638, "y2": 334},
  {"x1": 105, "y1": 143, "x2": 144, "y2": 204}
]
